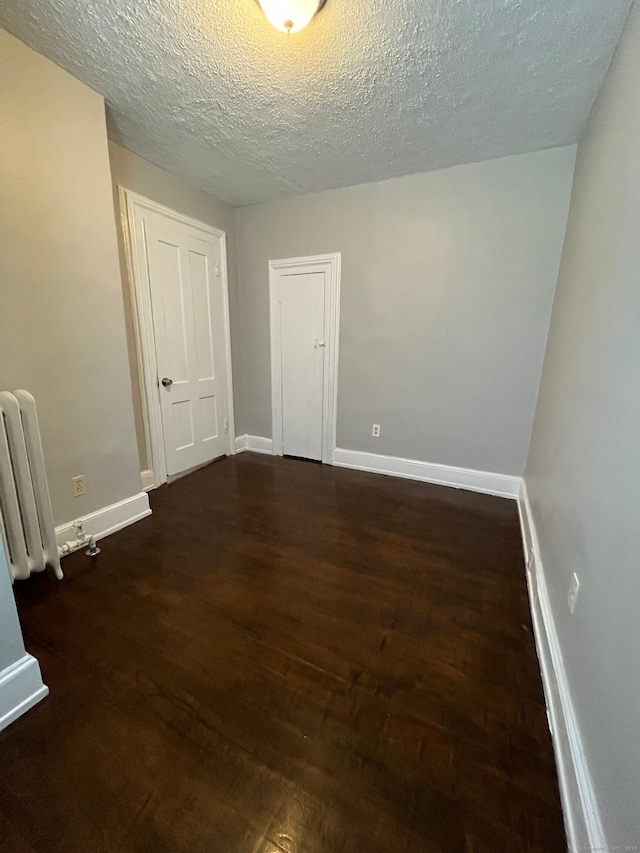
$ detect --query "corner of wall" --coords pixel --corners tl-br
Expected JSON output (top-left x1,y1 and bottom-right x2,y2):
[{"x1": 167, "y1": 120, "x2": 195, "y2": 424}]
[
  {"x1": 231, "y1": 205, "x2": 248, "y2": 437},
  {"x1": 517, "y1": 483, "x2": 606, "y2": 853}
]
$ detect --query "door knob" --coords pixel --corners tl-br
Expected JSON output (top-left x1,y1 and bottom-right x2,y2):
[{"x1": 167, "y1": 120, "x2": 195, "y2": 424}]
[
  {"x1": 161, "y1": 377, "x2": 173, "y2": 387},
  {"x1": 315, "y1": 340, "x2": 326, "y2": 349}
]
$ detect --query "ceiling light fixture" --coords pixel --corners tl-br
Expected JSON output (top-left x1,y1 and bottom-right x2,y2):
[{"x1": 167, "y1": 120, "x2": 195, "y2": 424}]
[{"x1": 256, "y1": 0, "x2": 326, "y2": 33}]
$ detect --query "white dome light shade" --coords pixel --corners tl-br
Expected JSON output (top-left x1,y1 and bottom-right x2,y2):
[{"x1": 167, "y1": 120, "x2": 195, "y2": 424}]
[{"x1": 256, "y1": 0, "x2": 325, "y2": 33}]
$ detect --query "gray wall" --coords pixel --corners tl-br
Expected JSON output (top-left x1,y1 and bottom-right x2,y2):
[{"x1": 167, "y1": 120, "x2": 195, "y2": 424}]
[
  {"x1": 236, "y1": 146, "x2": 576, "y2": 475},
  {"x1": 108, "y1": 142, "x2": 245, "y2": 469},
  {"x1": 525, "y1": 0, "x2": 640, "y2": 843},
  {"x1": 0, "y1": 29, "x2": 141, "y2": 526}
]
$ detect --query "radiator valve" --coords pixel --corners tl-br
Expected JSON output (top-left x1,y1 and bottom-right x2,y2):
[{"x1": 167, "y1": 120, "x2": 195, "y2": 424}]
[{"x1": 85, "y1": 536, "x2": 101, "y2": 557}]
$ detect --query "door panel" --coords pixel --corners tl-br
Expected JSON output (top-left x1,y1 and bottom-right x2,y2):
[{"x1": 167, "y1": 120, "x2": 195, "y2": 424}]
[
  {"x1": 200, "y1": 395, "x2": 219, "y2": 442},
  {"x1": 172, "y1": 400, "x2": 195, "y2": 451},
  {"x1": 144, "y1": 213, "x2": 229, "y2": 476},
  {"x1": 190, "y1": 251, "x2": 216, "y2": 381},
  {"x1": 154, "y1": 240, "x2": 190, "y2": 382},
  {"x1": 278, "y1": 271, "x2": 326, "y2": 461}
]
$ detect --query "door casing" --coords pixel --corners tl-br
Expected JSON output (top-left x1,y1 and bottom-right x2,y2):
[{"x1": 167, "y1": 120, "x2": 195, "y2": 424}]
[
  {"x1": 119, "y1": 187, "x2": 236, "y2": 489},
  {"x1": 269, "y1": 253, "x2": 341, "y2": 464}
]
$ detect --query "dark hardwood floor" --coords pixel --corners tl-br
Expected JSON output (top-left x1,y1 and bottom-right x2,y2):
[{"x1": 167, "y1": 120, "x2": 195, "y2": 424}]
[{"x1": 1, "y1": 453, "x2": 566, "y2": 852}]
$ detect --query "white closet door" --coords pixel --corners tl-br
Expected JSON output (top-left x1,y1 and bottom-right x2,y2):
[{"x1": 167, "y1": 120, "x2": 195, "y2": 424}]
[
  {"x1": 278, "y1": 271, "x2": 326, "y2": 460},
  {"x1": 144, "y1": 212, "x2": 229, "y2": 476}
]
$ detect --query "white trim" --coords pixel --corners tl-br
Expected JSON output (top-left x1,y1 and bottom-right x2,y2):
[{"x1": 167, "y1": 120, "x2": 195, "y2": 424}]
[
  {"x1": 235, "y1": 434, "x2": 274, "y2": 455},
  {"x1": 218, "y1": 228, "x2": 237, "y2": 454},
  {"x1": 55, "y1": 492, "x2": 151, "y2": 548},
  {"x1": 269, "y1": 253, "x2": 341, "y2": 465},
  {"x1": 118, "y1": 187, "x2": 236, "y2": 489},
  {"x1": 332, "y1": 447, "x2": 521, "y2": 498},
  {"x1": 141, "y1": 469, "x2": 154, "y2": 492},
  {"x1": 0, "y1": 654, "x2": 48, "y2": 732},
  {"x1": 518, "y1": 482, "x2": 605, "y2": 853}
]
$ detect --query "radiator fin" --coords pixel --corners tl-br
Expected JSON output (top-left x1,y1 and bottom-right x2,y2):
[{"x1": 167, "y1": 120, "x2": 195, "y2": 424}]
[{"x1": 0, "y1": 391, "x2": 63, "y2": 582}]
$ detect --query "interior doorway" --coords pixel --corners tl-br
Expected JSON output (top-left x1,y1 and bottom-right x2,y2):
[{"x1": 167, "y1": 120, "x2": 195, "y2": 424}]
[
  {"x1": 120, "y1": 189, "x2": 235, "y2": 487},
  {"x1": 269, "y1": 253, "x2": 341, "y2": 464}
]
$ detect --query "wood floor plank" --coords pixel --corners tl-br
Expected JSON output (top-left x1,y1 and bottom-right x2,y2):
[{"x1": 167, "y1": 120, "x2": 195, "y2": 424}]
[{"x1": 1, "y1": 454, "x2": 566, "y2": 852}]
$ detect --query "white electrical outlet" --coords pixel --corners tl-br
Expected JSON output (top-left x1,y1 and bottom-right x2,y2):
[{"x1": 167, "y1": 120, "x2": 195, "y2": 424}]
[
  {"x1": 72, "y1": 475, "x2": 86, "y2": 497},
  {"x1": 567, "y1": 572, "x2": 580, "y2": 614},
  {"x1": 372, "y1": 424, "x2": 380, "y2": 437}
]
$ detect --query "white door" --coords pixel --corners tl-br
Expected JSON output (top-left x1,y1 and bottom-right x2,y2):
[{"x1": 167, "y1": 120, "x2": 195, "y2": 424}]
[
  {"x1": 270, "y1": 255, "x2": 341, "y2": 464},
  {"x1": 280, "y1": 271, "x2": 326, "y2": 460},
  {"x1": 144, "y1": 211, "x2": 230, "y2": 476}
]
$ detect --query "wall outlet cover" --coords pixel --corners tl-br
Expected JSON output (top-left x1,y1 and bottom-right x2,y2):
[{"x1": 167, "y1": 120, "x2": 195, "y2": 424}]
[
  {"x1": 372, "y1": 424, "x2": 381, "y2": 437},
  {"x1": 72, "y1": 475, "x2": 86, "y2": 497}
]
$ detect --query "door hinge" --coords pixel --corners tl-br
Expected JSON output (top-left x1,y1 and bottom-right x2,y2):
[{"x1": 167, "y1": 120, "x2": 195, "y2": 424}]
[
  {"x1": 215, "y1": 263, "x2": 220, "y2": 278},
  {"x1": 224, "y1": 419, "x2": 229, "y2": 434}
]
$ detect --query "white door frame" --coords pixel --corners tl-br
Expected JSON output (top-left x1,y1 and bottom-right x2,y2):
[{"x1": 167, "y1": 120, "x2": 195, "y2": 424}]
[
  {"x1": 118, "y1": 187, "x2": 236, "y2": 489},
  {"x1": 269, "y1": 253, "x2": 341, "y2": 465}
]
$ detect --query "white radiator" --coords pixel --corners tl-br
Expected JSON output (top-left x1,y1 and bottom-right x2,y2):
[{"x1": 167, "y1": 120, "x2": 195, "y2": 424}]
[{"x1": 0, "y1": 391, "x2": 62, "y2": 581}]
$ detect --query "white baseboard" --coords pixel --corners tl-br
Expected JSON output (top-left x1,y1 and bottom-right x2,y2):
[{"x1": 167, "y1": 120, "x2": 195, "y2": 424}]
[
  {"x1": 332, "y1": 447, "x2": 521, "y2": 499},
  {"x1": 234, "y1": 434, "x2": 274, "y2": 455},
  {"x1": 0, "y1": 654, "x2": 48, "y2": 732},
  {"x1": 518, "y1": 483, "x2": 605, "y2": 853},
  {"x1": 55, "y1": 491, "x2": 151, "y2": 548},
  {"x1": 141, "y1": 469, "x2": 154, "y2": 492},
  {"x1": 232, "y1": 440, "x2": 521, "y2": 499}
]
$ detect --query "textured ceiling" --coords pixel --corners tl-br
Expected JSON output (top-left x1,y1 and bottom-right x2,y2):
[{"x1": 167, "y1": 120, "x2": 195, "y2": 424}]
[{"x1": 0, "y1": 0, "x2": 632, "y2": 205}]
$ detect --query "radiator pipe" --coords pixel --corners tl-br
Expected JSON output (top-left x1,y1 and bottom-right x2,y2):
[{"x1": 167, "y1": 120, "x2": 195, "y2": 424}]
[{"x1": 58, "y1": 524, "x2": 101, "y2": 559}]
